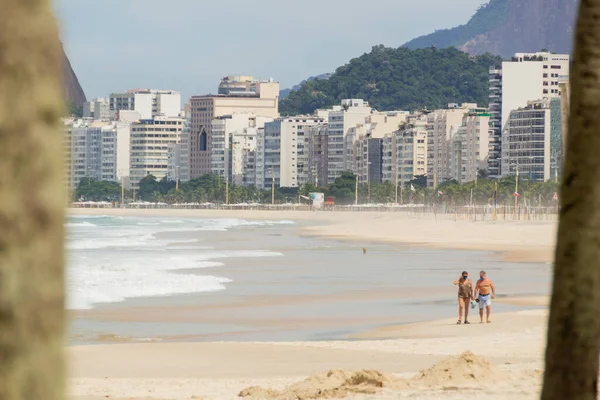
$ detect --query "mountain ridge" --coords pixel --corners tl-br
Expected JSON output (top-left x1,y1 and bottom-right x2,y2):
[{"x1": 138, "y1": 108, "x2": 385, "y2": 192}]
[{"x1": 404, "y1": 0, "x2": 578, "y2": 57}]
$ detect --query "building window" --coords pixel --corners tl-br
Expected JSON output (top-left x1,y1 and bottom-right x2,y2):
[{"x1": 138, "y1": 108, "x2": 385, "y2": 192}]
[{"x1": 200, "y1": 130, "x2": 207, "y2": 151}]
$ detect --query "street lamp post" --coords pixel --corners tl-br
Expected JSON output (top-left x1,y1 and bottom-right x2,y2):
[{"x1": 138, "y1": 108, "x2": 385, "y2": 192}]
[{"x1": 367, "y1": 161, "x2": 372, "y2": 204}]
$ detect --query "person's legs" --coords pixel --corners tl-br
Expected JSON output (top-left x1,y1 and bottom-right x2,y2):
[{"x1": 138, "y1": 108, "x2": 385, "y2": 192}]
[
  {"x1": 479, "y1": 299, "x2": 484, "y2": 323},
  {"x1": 486, "y1": 305, "x2": 492, "y2": 323},
  {"x1": 464, "y1": 298, "x2": 470, "y2": 323},
  {"x1": 458, "y1": 297, "x2": 465, "y2": 323}
]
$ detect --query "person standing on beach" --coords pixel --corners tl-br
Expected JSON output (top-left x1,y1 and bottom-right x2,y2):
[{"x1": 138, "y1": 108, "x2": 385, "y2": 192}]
[
  {"x1": 453, "y1": 271, "x2": 473, "y2": 324},
  {"x1": 474, "y1": 270, "x2": 495, "y2": 323}
]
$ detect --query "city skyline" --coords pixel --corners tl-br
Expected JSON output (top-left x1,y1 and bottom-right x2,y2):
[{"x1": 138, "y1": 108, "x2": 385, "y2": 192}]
[{"x1": 54, "y1": 0, "x2": 486, "y2": 101}]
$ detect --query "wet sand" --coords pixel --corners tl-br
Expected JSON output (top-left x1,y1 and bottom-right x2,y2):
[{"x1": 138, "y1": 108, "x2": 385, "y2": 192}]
[{"x1": 68, "y1": 208, "x2": 557, "y2": 399}]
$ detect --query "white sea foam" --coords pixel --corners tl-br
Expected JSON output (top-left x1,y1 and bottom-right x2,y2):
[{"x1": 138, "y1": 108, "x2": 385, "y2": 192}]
[{"x1": 66, "y1": 216, "x2": 289, "y2": 310}]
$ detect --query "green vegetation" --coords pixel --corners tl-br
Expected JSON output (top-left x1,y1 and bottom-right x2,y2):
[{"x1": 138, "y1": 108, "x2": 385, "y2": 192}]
[
  {"x1": 403, "y1": 0, "x2": 512, "y2": 50},
  {"x1": 67, "y1": 101, "x2": 83, "y2": 117},
  {"x1": 279, "y1": 46, "x2": 502, "y2": 115},
  {"x1": 75, "y1": 178, "x2": 122, "y2": 202}
]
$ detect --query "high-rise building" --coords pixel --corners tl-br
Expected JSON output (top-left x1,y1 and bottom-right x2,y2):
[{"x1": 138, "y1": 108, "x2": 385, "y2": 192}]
[
  {"x1": 109, "y1": 89, "x2": 181, "y2": 120},
  {"x1": 450, "y1": 110, "x2": 491, "y2": 184},
  {"x1": 256, "y1": 116, "x2": 324, "y2": 189},
  {"x1": 488, "y1": 52, "x2": 570, "y2": 178},
  {"x1": 83, "y1": 98, "x2": 110, "y2": 121},
  {"x1": 306, "y1": 123, "x2": 329, "y2": 187},
  {"x1": 188, "y1": 78, "x2": 279, "y2": 179},
  {"x1": 327, "y1": 99, "x2": 373, "y2": 184},
  {"x1": 210, "y1": 113, "x2": 273, "y2": 184},
  {"x1": 426, "y1": 103, "x2": 479, "y2": 187},
  {"x1": 500, "y1": 98, "x2": 563, "y2": 182},
  {"x1": 64, "y1": 120, "x2": 127, "y2": 191},
  {"x1": 129, "y1": 116, "x2": 184, "y2": 189}
]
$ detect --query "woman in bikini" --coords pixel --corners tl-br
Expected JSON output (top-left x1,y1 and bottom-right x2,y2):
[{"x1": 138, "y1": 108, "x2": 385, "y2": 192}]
[{"x1": 453, "y1": 271, "x2": 473, "y2": 324}]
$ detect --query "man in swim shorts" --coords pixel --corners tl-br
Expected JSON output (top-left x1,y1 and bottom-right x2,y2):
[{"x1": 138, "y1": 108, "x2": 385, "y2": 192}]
[{"x1": 474, "y1": 270, "x2": 495, "y2": 323}]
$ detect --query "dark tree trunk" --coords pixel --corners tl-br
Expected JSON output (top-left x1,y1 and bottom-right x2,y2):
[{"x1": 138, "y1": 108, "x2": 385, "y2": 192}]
[
  {"x1": 542, "y1": 1, "x2": 600, "y2": 399},
  {"x1": 0, "y1": 0, "x2": 66, "y2": 399}
]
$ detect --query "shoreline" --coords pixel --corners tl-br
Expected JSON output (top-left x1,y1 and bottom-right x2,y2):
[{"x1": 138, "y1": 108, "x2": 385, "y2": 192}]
[
  {"x1": 68, "y1": 208, "x2": 557, "y2": 264},
  {"x1": 68, "y1": 208, "x2": 556, "y2": 399}
]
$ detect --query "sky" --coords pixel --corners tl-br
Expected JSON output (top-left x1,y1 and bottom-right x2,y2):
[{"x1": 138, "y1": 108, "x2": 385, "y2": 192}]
[{"x1": 54, "y1": 0, "x2": 487, "y2": 101}]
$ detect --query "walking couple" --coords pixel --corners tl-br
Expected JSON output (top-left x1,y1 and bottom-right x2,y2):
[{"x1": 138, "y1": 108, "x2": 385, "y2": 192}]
[{"x1": 453, "y1": 270, "x2": 495, "y2": 324}]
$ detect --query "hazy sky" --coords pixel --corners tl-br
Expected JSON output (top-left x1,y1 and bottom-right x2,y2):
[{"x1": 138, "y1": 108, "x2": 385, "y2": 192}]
[{"x1": 54, "y1": 0, "x2": 487, "y2": 101}]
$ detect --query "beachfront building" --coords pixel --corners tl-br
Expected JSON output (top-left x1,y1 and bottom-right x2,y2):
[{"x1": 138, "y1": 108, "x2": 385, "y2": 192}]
[
  {"x1": 488, "y1": 52, "x2": 570, "y2": 179},
  {"x1": 500, "y1": 98, "x2": 563, "y2": 182},
  {"x1": 256, "y1": 115, "x2": 325, "y2": 189},
  {"x1": 306, "y1": 123, "x2": 329, "y2": 187},
  {"x1": 129, "y1": 116, "x2": 185, "y2": 189},
  {"x1": 449, "y1": 110, "x2": 491, "y2": 184},
  {"x1": 64, "y1": 120, "x2": 130, "y2": 191},
  {"x1": 109, "y1": 89, "x2": 181, "y2": 120},
  {"x1": 326, "y1": 99, "x2": 373, "y2": 184},
  {"x1": 83, "y1": 98, "x2": 110, "y2": 121},
  {"x1": 426, "y1": 103, "x2": 479, "y2": 187},
  {"x1": 211, "y1": 113, "x2": 273, "y2": 186},
  {"x1": 177, "y1": 116, "x2": 192, "y2": 182},
  {"x1": 188, "y1": 77, "x2": 280, "y2": 179}
]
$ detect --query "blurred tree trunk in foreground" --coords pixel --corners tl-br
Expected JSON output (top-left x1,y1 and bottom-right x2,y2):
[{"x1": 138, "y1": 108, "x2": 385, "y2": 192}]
[
  {"x1": 542, "y1": 1, "x2": 600, "y2": 399},
  {"x1": 0, "y1": 0, "x2": 66, "y2": 399}
]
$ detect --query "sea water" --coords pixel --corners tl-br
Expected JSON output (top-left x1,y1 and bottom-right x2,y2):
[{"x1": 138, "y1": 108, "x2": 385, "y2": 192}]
[{"x1": 65, "y1": 215, "x2": 293, "y2": 310}]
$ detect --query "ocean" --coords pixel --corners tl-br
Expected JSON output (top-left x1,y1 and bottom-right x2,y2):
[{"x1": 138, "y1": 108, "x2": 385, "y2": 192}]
[{"x1": 67, "y1": 214, "x2": 551, "y2": 343}]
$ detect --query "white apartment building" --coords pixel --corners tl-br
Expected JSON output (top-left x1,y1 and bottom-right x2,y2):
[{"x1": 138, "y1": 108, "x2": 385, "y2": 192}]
[
  {"x1": 210, "y1": 113, "x2": 273, "y2": 185},
  {"x1": 64, "y1": 120, "x2": 126, "y2": 191},
  {"x1": 129, "y1": 116, "x2": 185, "y2": 189},
  {"x1": 382, "y1": 114, "x2": 428, "y2": 190},
  {"x1": 178, "y1": 116, "x2": 191, "y2": 182},
  {"x1": 256, "y1": 116, "x2": 324, "y2": 188},
  {"x1": 110, "y1": 89, "x2": 181, "y2": 120},
  {"x1": 488, "y1": 52, "x2": 570, "y2": 178},
  {"x1": 426, "y1": 103, "x2": 479, "y2": 187},
  {"x1": 500, "y1": 98, "x2": 563, "y2": 182},
  {"x1": 327, "y1": 99, "x2": 373, "y2": 184},
  {"x1": 189, "y1": 78, "x2": 279, "y2": 178},
  {"x1": 450, "y1": 110, "x2": 491, "y2": 184},
  {"x1": 83, "y1": 98, "x2": 110, "y2": 121}
]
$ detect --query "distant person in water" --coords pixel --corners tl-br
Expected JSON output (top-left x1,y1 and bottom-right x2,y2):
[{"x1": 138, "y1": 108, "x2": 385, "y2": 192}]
[
  {"x1": 453, "y1": 271, "x2": 473, "y2": 324},
  {"x1": 362, "y1": 247, "x2": 367, "y2": 255},
  {"x1": 474, "y1": 270, "x2": 496, "y2": 323}
]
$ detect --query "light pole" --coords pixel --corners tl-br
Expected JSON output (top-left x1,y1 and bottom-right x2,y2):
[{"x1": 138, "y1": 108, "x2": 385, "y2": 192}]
[
  {"x1": 367, "y1": 161, "x2": 372, "y2": 204},
  {"x1": 394, "y1": 164, "x2": 399, "y2": 204},
  {"x1": 271, "y1": 167, "x2": 275, "y2": 206},
  {"x1": 355, "y1": 173, "x2": 358, "y2": 205}
]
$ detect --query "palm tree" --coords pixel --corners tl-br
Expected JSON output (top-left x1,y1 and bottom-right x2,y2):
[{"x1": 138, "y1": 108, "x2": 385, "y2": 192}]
[
  {"x1": 0, "y1": 1, "x2": 66, "y2": 398},
  {"x1": 542, "y1": 1, "x2": 600, "y2": 398}
]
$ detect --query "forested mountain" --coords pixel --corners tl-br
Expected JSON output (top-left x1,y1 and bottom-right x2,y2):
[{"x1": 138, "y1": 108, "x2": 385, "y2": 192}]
[
  {"x1": 280, "y1": 73, "x2": 332, "y2": 99},
  {"x1": 279, "y1": 46, "x2": 502, "y2": 116},
  {"x1": 404, "y1": 0, "x2": 577, "y2": 57},
  {"x1": 61, "y1": 44, "x2": 86, "y2": 109}
]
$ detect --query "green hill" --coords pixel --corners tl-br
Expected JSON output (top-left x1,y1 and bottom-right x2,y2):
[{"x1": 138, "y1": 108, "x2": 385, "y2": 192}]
[{"x1": 279, "y1": 46, "x2": 502, "y2": 115}]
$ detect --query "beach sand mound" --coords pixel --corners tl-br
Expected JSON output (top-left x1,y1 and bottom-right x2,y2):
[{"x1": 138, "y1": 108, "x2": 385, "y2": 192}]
[
  {"x1": 239, "y1": 369, "x2": 408, "y2": 399},
  {"x1": 412, "y1": 351, "x2": 510, "y2": 387}
]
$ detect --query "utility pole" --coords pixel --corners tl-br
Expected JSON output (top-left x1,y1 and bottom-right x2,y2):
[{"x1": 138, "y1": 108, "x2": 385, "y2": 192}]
[
  {"x1": 225, "y1": 174, "x2": 229, "y2": 205},
  {"x1": 367, "y1": 161, "x2": 372, "y2": 204},
  {"x1": 355, "y1": 173, "x2": 358, "y2": 205},
  {"x1": 271, "y1": 167, "x2": 275, "y2": 206},
  {"x1": 394, "y1": 165, "x2": 399, "y2": 204},
  {"x1": 121, "y1": 175, "x2": 125, "y2": 208},
  {"x1": 515, "y1": 164, "x2": 519, "y2": 219},
  {"x1": 493, "y1": 181, "x2": 498, "y2": 221}
]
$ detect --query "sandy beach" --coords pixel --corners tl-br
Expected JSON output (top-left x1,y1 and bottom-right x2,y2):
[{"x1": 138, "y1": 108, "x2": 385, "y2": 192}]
[{"x1": 68, "y1": 208, "x2": 557, "y2": 399}]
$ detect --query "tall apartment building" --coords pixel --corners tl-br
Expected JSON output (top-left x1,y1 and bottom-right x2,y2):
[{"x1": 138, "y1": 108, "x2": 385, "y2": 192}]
[
  {"x1": 178, "y1": 116, "x2": 191, "y2": 182},
  {"x1": 382, "y1": 114, "x2": 428, "y2": 189},
  {"x1": 129, "y1": 116, "x2": 184, "y2": 189},
  {"x1": 426, "y1": 103, "x2": 479, "y2": 187},
  {"x1": 500, "y1": 98, "x2": 563, "y2": 182},
  {"x1": 306, "y1": 123, "x2": 329, "y2": 187},
  {"x1": 83, "y1": 98, "x2": 110, "y2": 121},
  {"x1": 327, "y1": 99, "x2": 373, "y2": 184},
  {"x1": 450, "y1": 110, "x2": 491, "y2": 184},
  {"x1": 110, "y1": 89, "x2": 181, "y2": 120},
  {"x1": 64, "y1": 120, "x2": 127, "y2": 191},
  {"x1": 256, "y1": 116, "x2": 324, "y2": 189},
  {"x1": 210, "y1": 113, "x2": 273, "y2": 184},
  {"x1": 188, "y1": 77, "x2": 279, "y2": 179},
  {"x1": 488, "y1": 52, "x2": 570, "y2": 178},
  {"x1": 218, "y1": 75, "x2": 259, "y2": 95}
]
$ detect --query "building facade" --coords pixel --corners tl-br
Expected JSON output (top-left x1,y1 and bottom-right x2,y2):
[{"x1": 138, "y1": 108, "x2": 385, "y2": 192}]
[
  {"x1": 450, "y1": 110, "x2": 491, "y2": 184},
  {"x1": 83, "y1": 98, "x2": 110, "y2": 121},
  {"x1": 188, "y1": 78, "x2": 279, "y2": 179},
  {"x1": 488, "y1": 52, "x2": 570, "y2": 178},
  {"x1": 500, "y1": 98, "x2": 562, "y2": 182},
  {"x1": 129, "y1": 117, "x2": 184, "y2": 189},
  {"x1": 110, "y1": 89, "x2": 181, "y2": 120}
]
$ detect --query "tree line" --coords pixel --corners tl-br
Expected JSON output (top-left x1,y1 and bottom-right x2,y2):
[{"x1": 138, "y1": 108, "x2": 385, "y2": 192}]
[{"x1": 74, "y1": 172, "x2": 559, "y2": 207}]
